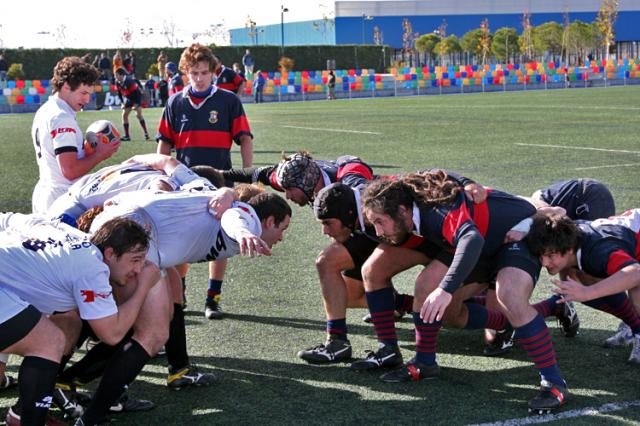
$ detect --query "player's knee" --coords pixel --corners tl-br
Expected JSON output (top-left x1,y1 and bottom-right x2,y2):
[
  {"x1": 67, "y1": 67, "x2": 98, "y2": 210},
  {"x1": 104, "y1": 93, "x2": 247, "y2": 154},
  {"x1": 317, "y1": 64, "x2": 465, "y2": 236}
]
[
  {"x1": 33, "y1": 319, "x2": 66, "y2": 361},
  {"x1": 315, "y1": 249, "x2": 339, "y2": 274}
]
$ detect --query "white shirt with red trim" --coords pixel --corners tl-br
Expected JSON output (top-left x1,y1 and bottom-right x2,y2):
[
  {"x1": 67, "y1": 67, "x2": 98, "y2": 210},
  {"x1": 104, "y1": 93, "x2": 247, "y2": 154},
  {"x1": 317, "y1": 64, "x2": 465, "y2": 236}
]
[
  {"x1": 0, "y1": 213, "x2": 117, "y2": 320},
  {"x1": 31, "y1": 95, "x2": 86, "y2": 214}
]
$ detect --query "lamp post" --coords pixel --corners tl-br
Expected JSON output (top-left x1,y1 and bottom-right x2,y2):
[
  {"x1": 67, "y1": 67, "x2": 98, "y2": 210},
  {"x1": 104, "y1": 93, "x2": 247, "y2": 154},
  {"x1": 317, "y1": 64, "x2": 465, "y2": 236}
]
[
  {"x1": 361, "y1": 14, "x2": 373, "y2": 45},
  {"x1": 281, "y1": 5, "x2": 289, "y2": 55}
]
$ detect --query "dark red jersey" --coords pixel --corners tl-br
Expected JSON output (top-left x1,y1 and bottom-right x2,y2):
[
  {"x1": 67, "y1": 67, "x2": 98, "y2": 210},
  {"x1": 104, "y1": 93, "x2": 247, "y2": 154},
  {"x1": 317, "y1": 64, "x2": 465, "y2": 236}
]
[
  {"x1": 169, "y1": 74, "x2": 184, "y2": 96},
  {"x1": 115, "y1": 75, "x2": 141, "y2": 100},
  {"x1": 215, "y1": 66, "x2": 244, "y2": 94},
  {"x1": 156, "y1": 86, "x2": 252, "y2": 170}
]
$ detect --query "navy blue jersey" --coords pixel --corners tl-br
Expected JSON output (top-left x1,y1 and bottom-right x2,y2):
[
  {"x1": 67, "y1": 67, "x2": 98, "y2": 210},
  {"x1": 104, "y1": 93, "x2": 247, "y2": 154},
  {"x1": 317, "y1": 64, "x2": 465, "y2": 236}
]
[
  {"x1": 168, "y1": 74, "x2": 184, "y2": 96},
  {"x1": 116, "y1": 76, "x2": 141, "y2": 101},
  {"x1": 405, "y1": 189, "x2": 536, "y2": 258},
  {"x1": 539, "y1": 179, "x2": 615, "y2": 220},
  {"x1": 215, "y1": 66, "x2": 244, "y2": 94},
  {"x1": 157, "y1": 86, "x2": 252, "y2": 170},
  {"x1": 576, "y1": 209, "x2": 640, "y2": 278}
]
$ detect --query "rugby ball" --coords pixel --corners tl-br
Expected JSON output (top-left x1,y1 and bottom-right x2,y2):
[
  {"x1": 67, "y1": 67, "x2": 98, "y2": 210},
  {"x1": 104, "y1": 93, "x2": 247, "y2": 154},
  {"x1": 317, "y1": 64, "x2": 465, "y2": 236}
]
[{"x1": 84, "y1": 120, "x2": 121, "y2": 154}]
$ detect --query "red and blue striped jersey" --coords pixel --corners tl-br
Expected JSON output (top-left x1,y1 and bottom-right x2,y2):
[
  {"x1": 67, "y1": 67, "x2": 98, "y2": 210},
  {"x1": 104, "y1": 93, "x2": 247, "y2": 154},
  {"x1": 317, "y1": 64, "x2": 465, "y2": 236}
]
[
  {"x1": 115, "y1": 76, "x2": 141, "y2": 99},
  {"x1": 215, "y1": 66, "x2": 244, "y2": 94}
]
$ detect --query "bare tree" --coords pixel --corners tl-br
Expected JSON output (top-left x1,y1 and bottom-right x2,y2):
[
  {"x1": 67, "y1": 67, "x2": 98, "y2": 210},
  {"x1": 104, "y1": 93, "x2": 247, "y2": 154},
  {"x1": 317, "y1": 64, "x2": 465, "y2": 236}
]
[
  {"x1": 562, "y1": 3, "x2": 571, "y2": 65},
  {"x1": 595, "y1": 0, "x2": 618, "y2": 62},
  {"x1": 55, "y1": 24, "x2": 67, "y2": 48},
  {"x1": 479, "y1": 18, "x2": 491, "y2": 65},
  {"x1": 162, "y1": 20, "x2": 179, "y2": 47},
  {"x1": 520, "y1": 10, "x2": 534, "y2": 61}
]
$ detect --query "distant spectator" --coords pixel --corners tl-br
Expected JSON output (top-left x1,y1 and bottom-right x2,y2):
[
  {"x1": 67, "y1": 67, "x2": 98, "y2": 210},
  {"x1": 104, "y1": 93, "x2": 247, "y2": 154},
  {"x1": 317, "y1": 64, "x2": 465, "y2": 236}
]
[
  {"x1": 327, "y1": 70, "x2": 336, "y2": 100},
  {"x1": 233, "y1": 62, "x2": 245, "y2": 80},
  {"x1": 0, "y1": 54, "x2": 8, "y2": 88},
  {"x1": 112, "y1": 50, "x2": 123, "y2": 74},
  {"x1": 124, "y1": 50, "x2": 136, "y2": 77},
  {"x1": 253, "y1": 70, "x2": 265, "y2": 103},
  {"x1": 213, "y1": 54, "x2": 245, "y2": 95},
  {"x1": 157, "y1": 50, "x2": 168, "y2": 79},
  {"x1": 145, "y1": 75, "x2": 157, "y2": 107},
  {"x1": 242, "y1": 49, "x2": 255, "y2": 76},
  {"x1": 98, "y1": 52, "x2": 112, "y2": 81}
]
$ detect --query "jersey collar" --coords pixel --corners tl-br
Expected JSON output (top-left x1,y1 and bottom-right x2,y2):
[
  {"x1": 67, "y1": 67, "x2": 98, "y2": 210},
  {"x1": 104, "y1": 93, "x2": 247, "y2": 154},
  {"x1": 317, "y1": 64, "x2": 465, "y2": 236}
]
[
  {"x1": 183, "y1": 84, "x2": 218, "y2": 110},
  {"x1": 52, "y1": 93, "x2": 77, "y2": 118}
]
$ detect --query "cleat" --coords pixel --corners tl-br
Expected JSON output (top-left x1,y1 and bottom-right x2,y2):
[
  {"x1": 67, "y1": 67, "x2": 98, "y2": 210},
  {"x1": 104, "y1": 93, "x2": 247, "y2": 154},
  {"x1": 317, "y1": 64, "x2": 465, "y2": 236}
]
[
  {"x1": 6, "y1": 406, "x2": 69, "y2": 426},
  {"x1": 53, "y1": 382, "x2": 85, "y2": 418},
  {"x1": 628, "y1": 334, "x2": 640, "y2": 365},
  {"x1": 527, "y1": 380, "x2": 570, "y2": 414},
  {"x1": 556, "y1": 302, "x2": 580, "y2": 337},
  {"x1": 483, "y1": 323, "x2": 515, "y2": 357},
  {"x1": 120, "y1": 136, "x2": 130, "y2": 141},
  {"x1": 109, "y1": 393, "x2": 155, "y2": 413},
  {"x1": 297, "y1": 338, "x2": 352, "y2": 364},
  {"x1": 379, "y1": 358, "x2": 440, "y2": 383},
  {"x1": 144, "y1": 134, "x2": 150, "y2": 141},
  {"x1": 350, "y1": 345, "x2": 403, "y2": 372},
  {"x1": 362, "y1": 310, "x2": 405, "y2": 323},
  {"x1": 603, "y1": 321, "x2": 633, "y2": 348},
  {"x1": 167, "y1": 365, "x2": 216, "y2": 390},
  {"x1": 204, "y1": 299, "x2": 223, "y2": 320}
]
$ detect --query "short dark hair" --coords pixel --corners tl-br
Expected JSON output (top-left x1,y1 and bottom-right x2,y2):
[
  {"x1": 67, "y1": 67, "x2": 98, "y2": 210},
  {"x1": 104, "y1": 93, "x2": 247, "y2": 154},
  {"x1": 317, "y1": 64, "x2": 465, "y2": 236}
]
[
  {"x1": 190, "y1": 165, "x2": 225, "y2": 189},
  {"x1": 90, "y1": 217, "x2": 149, "y2": 257},
  {"x1": 247, "y1": 193, "x2": 292, "y2": 226},
  {"x1": 115, "y1": 68, "x2": 127, "y2": 76},
  {"x1": 51, "y1": 56, "x2": 100, "y2": 93},
  {"x1": 526, "y1": 214, "x2": 581, "y2": 257}
]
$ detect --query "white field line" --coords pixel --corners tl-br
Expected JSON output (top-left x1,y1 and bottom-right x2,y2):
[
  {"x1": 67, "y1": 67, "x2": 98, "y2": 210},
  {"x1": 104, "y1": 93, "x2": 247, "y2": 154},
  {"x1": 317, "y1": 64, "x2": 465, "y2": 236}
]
[
  {"x1": 468, "y1": 399, "x2": 640, "y2": 426},
  {"x1": 574, "y1": 163, "x2": 640, "y2": 171},
  {"x1": 281, "y1": 125, "x2": 382, "y2": 135},
  {"x1": 514, "y1": 143, "x2": 640, "y2": 155},
  {"x1": 393, "y1": 103, "x2": 640, "y2": 112}
]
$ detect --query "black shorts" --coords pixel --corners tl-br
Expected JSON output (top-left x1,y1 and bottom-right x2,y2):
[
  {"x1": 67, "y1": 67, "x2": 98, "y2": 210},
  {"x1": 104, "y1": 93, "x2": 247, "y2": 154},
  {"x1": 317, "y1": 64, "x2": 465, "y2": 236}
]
[
  {"x1": 437, "y1": 241, "x2": 541, "y2": 288},
  {"x1": 0, "y1": 305, "x2": 41, "y2": 352},
  {"x1": 342, "y1": 233, "x2": 379, "y2": 281},
  {"x1": 124, "y1": 92, "x2": 142, "y2": 108}
]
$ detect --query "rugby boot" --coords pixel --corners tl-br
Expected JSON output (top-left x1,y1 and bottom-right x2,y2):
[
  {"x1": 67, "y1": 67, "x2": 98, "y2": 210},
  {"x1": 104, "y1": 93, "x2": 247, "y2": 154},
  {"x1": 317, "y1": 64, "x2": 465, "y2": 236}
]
[
  {"x1": 350, "y1": 345, "x2": 403, "y2": 372},
  {"x1": 109, "y1": 393, "x2": 155, "y2": 413},
  {"x1": 52, "y1": 382, "x2": 84, "y2": 419},
  {"x1": 204, "y1": 299, "x2": 224, "y2": 320},
  {"x1": 297, "y1": 338, "x2": 352, "y2": 364},
  {"x1": 627, "y1": 334, "x2": 640, "y2": 365},
  {"x1": 379, "y1": 358, "x2": 440, "y2": 383},
  {"x1": 556, "y1": 302, "x2": 580, "y2": 337},
  {"x1": 527, "y1": 380, "x2": 570, "y2": 415},
  {"x1": 167, "y1": 365, "x2": 216, "y2": 390},
  {"x1": 362, "y1": 310, "x2": 405, "y2": 323},
  {"x1": 603, "y1": 321, "x2": 633, "y2": 348},
  {"x1": 5, "y1": 406, "x2": 69, "y2": 426},
  {"x1": 483, "y1": 323, "x2": 515, "y2": 357}
]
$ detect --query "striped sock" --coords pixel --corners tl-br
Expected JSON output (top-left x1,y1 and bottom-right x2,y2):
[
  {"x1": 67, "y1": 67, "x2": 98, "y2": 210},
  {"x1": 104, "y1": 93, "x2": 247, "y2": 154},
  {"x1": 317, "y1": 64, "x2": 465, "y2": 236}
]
[
  {"x1": 206, "y1": 279, "x2": 223, "y2": 303},
  {"x1": 532, "y1": 295, "x2": 563, "y2": 318},
  {"x1": 515, "y1": 313, "x2": 564, "y2": 387},
  {"x1": 583, "y1": 292, "x2": 640, "y2": 334},
  {"x1": 365, "y1": 287, "x2": 397, "y2": 346},
  {"x1": 463, "y1": 301, "x2": 507, "y2": 330},
  {"x1": 413, "y1": 312, "x2": 440, "y2": 366},
  {"x1": 327, "y1": 318, "x2": 347, "y2": 341}
]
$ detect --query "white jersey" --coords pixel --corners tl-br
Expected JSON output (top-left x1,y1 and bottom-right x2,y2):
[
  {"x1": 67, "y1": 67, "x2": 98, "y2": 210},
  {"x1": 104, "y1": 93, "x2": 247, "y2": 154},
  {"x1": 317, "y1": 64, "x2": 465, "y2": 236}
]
[
  {"x1": 0, "y1": 213, "x2": 117, "y2": 320},
  {"x1": 31, "y1": 95, "x2": 85, "y2": 214},
  {"x1": 90, "y1": 190, "x2": 261, "y2": 268},
  {"x1": 47, "y1": 162, "x2": 209, "y2": 221}
]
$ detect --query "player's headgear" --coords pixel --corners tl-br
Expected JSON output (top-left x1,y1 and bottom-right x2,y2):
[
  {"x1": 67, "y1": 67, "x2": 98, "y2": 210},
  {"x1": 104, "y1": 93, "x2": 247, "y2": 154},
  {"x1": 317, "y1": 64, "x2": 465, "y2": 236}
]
[
  {"x1": 275, "y1": 153, "x2": 321, "y2": 201},
  {"x1": 314, "y1": 183, "x2": 357, "y2": 229},
  {"x1": 165, "y1": 62, "x2": 178, "y2": 74}
]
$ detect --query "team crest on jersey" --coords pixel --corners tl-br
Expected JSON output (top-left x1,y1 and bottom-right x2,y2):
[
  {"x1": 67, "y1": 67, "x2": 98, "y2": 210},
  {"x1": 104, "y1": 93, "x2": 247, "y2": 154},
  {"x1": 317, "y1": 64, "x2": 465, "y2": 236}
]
[
  {"x1": 80, "y1": 289, "x2": 112, "y2": 303},
  {"x1": 208, "y1": 110, "x2": 219, "y2": 124}
]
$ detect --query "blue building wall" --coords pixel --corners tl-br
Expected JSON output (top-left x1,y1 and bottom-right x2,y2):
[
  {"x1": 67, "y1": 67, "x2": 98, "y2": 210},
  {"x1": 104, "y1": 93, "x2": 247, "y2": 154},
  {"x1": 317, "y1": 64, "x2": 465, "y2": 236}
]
[
  {"x1": 230, "y1": 20, "x2": 335, "y2": 46},
  {"x1": 336, "y1": 11, "x2": 640, "y2": 47}
]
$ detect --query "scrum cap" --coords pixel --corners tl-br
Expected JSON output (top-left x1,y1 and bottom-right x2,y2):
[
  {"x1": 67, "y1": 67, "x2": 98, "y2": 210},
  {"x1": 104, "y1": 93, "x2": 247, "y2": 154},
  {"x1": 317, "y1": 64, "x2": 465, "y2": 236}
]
[{"x1": 275, "y1": 153, "x2": 321, "y2": 201}]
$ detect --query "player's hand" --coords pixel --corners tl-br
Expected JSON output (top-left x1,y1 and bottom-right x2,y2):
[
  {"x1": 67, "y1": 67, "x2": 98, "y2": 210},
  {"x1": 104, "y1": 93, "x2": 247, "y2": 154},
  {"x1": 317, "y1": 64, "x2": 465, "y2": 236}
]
[
  {"x1": 94, "y1": 136, "x2": 120, "y2": 160},
  {"x1": 464, "y1": 183, "x2": 487, "y2": 204},
  {"x1": 503, "y1": 230, "x2": 526, "y2": 243},
  {"x1": 238, "y1": 232, "x2": 271, "y2": 257},
  {"x1": 551, "y1": 276, "x2": 590, "y2": 303},
  {"x1": 137, "y1": 261, "x2": 161, "y2": 291},
  {"x1": 420, "y1": 288, "x2": 452, "y2": 323},
  {"x1": 208, "y1": 188, "x2": 235, "y2": 219}
]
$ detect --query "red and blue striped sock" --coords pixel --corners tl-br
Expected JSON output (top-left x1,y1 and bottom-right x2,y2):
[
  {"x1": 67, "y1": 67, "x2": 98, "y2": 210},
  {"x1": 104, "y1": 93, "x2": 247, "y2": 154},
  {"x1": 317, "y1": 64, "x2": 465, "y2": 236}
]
[
  {"x1": 463, "y1": 301, "x2": 507, "y2": 330},
  {"x1": 532, "y1": 294, "x2": 563, "y2": 318},
  {"x1": 327, "y1": 318, "x2": 347, "y2": 341},
  {"x1": 583, "y1": 292, "x2": 640, "y2": 334},
  {"x1": 413, "y1": 312, "x2": 440, "y2": 366},
  {"x1": 365, "y1": 287, "x2": 398, "y2": 346},
  {"x1": 516, "y1": 313, "x2": 565, "y2": 387},
  {"x1": 206, "y1": 279, "x2": 223, "y2": 303}
]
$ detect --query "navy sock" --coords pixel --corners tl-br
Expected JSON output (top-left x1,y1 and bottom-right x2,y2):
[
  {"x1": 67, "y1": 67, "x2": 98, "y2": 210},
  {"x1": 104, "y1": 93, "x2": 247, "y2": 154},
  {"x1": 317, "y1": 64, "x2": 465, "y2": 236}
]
[
  {"x1": 463, "y1": 301, "x2": 507, "y2": 330},
  {"x1": 532, "y1": 294, "x2": 562, "y2": 318},
  {"x1": 515, "y1": 314, "x2": 565, "y2": 387},
  {"x1": 206, "y1": 279, "x2": 223, "y2": 303},
  {"x1": 413, "y1": 312, "x2": 440, "y2": 366},
  {"x1": 139, "y1": 118, "x2": 148, "y2": 134},
  {"x1": 123, "y1": 122, "x2": 130, "y2": 137},
  {"x1": 365, "y1": 287, "x2": 397, "y2": 346},
  {"x1": 327, "y1": 318, "x2": 347, "y2": 340},
  {"x1": 583, "y1": 292, "x2": 640, "y2": 334}
]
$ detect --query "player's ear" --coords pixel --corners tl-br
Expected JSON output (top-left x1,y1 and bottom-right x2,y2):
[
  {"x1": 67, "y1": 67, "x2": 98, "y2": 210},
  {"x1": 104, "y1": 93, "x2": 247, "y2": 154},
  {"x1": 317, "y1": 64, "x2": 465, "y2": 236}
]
[
  {"x1": 102, "y1": 247, "x2": 116, "y2": 264},
  {"x1": 264, "y1": 215, "x2": 276, "y2": 229}
]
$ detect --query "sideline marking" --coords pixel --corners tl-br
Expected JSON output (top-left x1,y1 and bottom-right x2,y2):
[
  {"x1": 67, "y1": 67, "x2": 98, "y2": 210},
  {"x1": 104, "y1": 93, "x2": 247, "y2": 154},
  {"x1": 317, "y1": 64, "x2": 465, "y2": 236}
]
[
  {"x1": 468, "y1": 399, "x2": 640, "y2": 426},
  {"x1": 515, "y1": 143, "x2": 640, "y2": 155},
  {"x1": 575, "y1": 163, "x2": 640, "y2": 171},
  {"x1": 282, "y1": 125, "x2": 382, "y2": 135}
]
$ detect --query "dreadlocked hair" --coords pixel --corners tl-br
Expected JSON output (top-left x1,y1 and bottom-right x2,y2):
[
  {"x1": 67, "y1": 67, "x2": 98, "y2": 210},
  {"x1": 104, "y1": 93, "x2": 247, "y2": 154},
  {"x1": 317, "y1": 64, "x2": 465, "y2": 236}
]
[
  {"x1": 281, "y1": 150, "x2": 313, "y2": 162},
  {"x1": 402, "y1": 170, "x2": 461, "y2": 209},
  {"x1": 76, "y1": 206, "x2": 104, "y2": 233}
]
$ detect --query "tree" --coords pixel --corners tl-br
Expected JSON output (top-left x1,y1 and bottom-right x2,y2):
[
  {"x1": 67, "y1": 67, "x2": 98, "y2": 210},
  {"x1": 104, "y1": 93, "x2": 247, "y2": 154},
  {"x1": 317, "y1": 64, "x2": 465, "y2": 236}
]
[
  {"x1": 416, "y1": 33, "x2": 440, "y2": 66},
  {"x1": 519, "y1": 10, "x2": 534, "y2": 61},
  {"x1": 595, "y1": 0, "x2": 618, "y2": 62},
  {"x1": 460, "y1": 29, "x2": 482, "y2": 63},
  {"x1": 436, "y1": 35, "x2": 461, "y2": 67},
  {"x1": 567, "y1": 20, "x2": 598, "y2": 65},
  {"x1": 533, "y1": 22, "x2": 564, "y2": 60},
  {"x1": 479, "y1": 19, "x2": 492, "y2": 65},
  {"x1": 492, "y1": 27, "x2": 520, "y2": 63}
]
